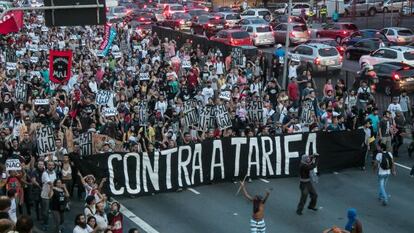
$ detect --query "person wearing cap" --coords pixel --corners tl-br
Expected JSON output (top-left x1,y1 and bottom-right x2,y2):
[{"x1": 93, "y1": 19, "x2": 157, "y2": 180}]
[{"x1": 296, "y1": 153, "x2": 319, "y2": 215}]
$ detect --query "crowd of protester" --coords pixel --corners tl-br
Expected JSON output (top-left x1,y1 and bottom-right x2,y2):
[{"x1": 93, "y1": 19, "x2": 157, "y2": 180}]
[{"x1": 0, "y1": 7, "x2": 412, "y2": 233}]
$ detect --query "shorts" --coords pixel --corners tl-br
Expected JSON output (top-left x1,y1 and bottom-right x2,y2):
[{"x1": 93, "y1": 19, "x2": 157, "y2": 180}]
[{"x1": 250, "y1": 218, "x2": 266, "y2": 233}]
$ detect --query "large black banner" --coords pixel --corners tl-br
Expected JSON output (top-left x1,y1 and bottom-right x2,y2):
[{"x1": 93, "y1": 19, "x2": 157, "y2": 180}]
[{"x1": 74, "y1": 130, "x2": 364, "y2": 196}]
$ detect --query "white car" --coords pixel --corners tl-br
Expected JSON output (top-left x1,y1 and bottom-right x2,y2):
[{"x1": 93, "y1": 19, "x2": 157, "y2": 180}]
[
  {"x1": 274, "y1": 3, "x2": 288, "y2": 14},
  {"x1": 289, "y1": 43, "x2": 343, "y2": 73},
  {"x1": 215, "y1": 12, "x2": 241, "y2": 28},
  {"x1": 108, "y1": 6, "x2": 131, "y2": 19},
  {"x1": 240, "y1": 8, "x2": 272, "y2": 22},
  {"x1": 382, "y1": 0, "x2": 409, "y2": 13},
  {"x1": 286, "y1": 3, "x2": 311, "y2": 16},
  {"x1": 380, "y1": 27, "x2": 414, "y2": 45},
  {"x1": 241, "y1": 24, "x2": 275, "y2": 46},
  {"x1": 359, "y1": 46, "x2": 414, "y2": 67}
]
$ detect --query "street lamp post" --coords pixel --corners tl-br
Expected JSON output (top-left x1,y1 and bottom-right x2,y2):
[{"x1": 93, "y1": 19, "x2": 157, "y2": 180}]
[{"x1": 282, "y1": 0, "x2": 292, "y2": 89}]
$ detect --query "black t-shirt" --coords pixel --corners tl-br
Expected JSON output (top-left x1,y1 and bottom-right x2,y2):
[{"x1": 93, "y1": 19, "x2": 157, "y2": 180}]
[{"x1": 50, "y1": 188, "x2": 66, "y2": 211}]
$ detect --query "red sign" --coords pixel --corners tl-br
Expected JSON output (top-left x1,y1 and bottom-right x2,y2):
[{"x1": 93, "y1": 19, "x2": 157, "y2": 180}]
[{"x1": 49, "y1": 50, "x2": 73, "y2": 84}]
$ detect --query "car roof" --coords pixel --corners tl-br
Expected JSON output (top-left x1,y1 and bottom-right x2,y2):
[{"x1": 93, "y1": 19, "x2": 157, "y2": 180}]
[
  {"x1": 250, "y1": 24, "x2": 270, "y2": 28},
  {"x1": 375, "y1": 62, "x2": 414, "y2": 69},
  {"x1": 247, "y1": 8, "x2": 270, "y2": 11},
  {"x1": 303, "y1": 43, "x2": 334, "y2": 49},
  {"x1": 220, "y1": 29, "x2": 245, "y2": 33},
  {"x1": 389, "y1": 46, "x2": 414, "y2": 52},
  {"x1": 385, "y1": 27, "x2": 411, "y2": 30}
]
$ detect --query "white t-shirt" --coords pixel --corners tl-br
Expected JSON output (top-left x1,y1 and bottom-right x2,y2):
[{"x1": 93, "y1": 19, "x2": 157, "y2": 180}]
[
  {"x1": 73, "y1": 225, "x2": 93, "y2": 233},
  {"x1": 9, "y1": 198, "x2": 17, "y2": 223},
  {"x1": 387, "y1": 103, "x2": 402, "y2": 118},
  {"x1": 41, "y1": 170, "x2": 57, "y2": 199},
  {"x1": 376, "y1": 152, "x2": 393, "y2": 175},
  {"x1": 94, "y1": 213, "x2": 109, "y2": 233}
]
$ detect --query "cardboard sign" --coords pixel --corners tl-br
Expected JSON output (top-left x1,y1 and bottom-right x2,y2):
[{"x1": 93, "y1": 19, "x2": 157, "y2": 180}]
[
  {"x1": 219, "y1": 91, "x2": 231, "y2": 101},
  {"x1": 181, "y1": 59, "x2": 191, "y2": 68},
  {"x1": 139, "y1": 72, "x2": 150, "y2": 81},
  {"x1": 5, "y1": 159, "x2": 21, "y2": 171},
  {"x1": 103, "y1": 107, "x2": 118, "y2": 116},
  {"x1": 34, "y1": 99, "x2": 50, "y2": 105}
]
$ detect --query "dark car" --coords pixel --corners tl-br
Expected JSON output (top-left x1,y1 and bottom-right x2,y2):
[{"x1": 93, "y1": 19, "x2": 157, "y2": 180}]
[
  {"x1": 305, "y1": 38, "x2": 344, "y2": 55},
  {"x1": 188, "y1": 9, "x2": 209, "y2": 19},
  {"x1": 316, "y1": 22, "x2": 358, "y2": 43},
  {"x1": 271, "y1": 15, "x2": 306, "y2": 27},
  {"x1": 128, "y1": 10, "x2": 154, "y2": 24},
  {"x1": 190, "y1": 14, "x2": 226, "y2": 37},
  {"x1": 341, "y1": 29, "x2": 393, "y2": 47},
  {"x1": 345, "y1": 38, "x2": 384, "y2": 60},
  {"x1": 359, "y1": 62, "x2": 414, "y2": 95},
  {"x1": 160, "y1": 12, "x2": 192, "y2": 31}
]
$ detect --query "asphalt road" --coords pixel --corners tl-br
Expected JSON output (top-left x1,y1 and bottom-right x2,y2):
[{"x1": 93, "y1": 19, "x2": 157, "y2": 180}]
[{"x1": 113, "y1": 147, "x2": 414, "y2": 233}]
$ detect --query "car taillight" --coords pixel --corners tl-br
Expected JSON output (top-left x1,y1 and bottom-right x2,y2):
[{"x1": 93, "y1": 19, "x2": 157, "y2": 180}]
[
  {"x1": 307, "y1": 30, "x2": 311, "y2": 35},
  {"x1": 342, "y1": 31, "x2": 348, "y2": 35},
  {"x1": 290, "y1": 31, "x2": 295, "y2": 37},
  {"x1": 180, "y1": 20, "x2": 184, "y2": 24},
  {"x1": 140, "y1": 17, "x2": 144, "y2": 21},
  {"x1": 207, "y1": 23, "x2": 214, "y2": 27},
  {"x1": 393, "y1": 73, "x2": 400, "y2": 80},
  {"x1": 339, "y1": 55, "x2": 343, "y2": 63},
  {"x1": 204, "y1": 7, "x2": 209, "y2": 11},
  {"x1": 314, "y1": 57, "x2": 320, "y2": 65},
  {"x1": 338, "y1": 46, "x2": 344, "y2": 51},
  {"x1": 230, "y1": 37, "x2": 235, "y2": 45}
]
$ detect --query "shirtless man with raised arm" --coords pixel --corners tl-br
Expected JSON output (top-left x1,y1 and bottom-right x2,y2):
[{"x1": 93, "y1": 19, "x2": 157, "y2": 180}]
[{"x1": 240, "y1": 182, "x2": 270, "y2": 233}]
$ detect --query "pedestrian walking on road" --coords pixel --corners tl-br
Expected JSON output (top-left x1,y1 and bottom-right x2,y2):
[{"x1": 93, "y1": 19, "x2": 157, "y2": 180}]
[
  {"x1": 374, "y1": 143, "x2": 396, "y2": 206},
  {"x1": 320, "y1": 5, "x2": 328, "y2": 24},
  {"x1": 296, "y1": 154, "x2": 319, "y2": 215},
  {"x1": 240, "y1": 182, "x2": 270, "y2": 233},
  {"x1": 344, "y1": 208, "x2": 363, "y2": 233}
]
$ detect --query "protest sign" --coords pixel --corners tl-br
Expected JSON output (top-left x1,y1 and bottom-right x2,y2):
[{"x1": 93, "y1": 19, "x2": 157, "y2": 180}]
[
  {"x1": 49, "y1": 50, "x2": 73, "y2": 84},
  {"x1": 219, "y1": 91, "x2": 231, "y2": 101},
  {"x1": 183, "y1": 100, "x2": 198, "y2": 128},
  {"x1": 6, "y1": 62, "x2": 16, "y2": 70},
  {"x1": 215, "y1": 104, "x2": 232, "y2": 130},
  {"x1": 78, "y1": 132, "x2": 93, "y2": 156},
  {"x1": 139, "y1": 72, "x2": 150, "y2": 81},
  {"x1": 96, "y1": 90, "x2": 114, "y2": 106},
  {"x1": 198, "y1": 105, "x2": 216, "y2": 131},
  {"x1": 138, "y1": 101, "x2": 148, "y2": 126},
  {"x1": 103, "y1": 107, "x2": 118, "y2": 117},
  {"x1": 5, "y1": 159, "x2": 21, "y2": 171},
  {"x1": 247, "y1": 100, "x2": 264, "y2": 123},
  {"x1": 36, "y1": 126, "x2": 56, "y2": 156},
  {"x1": 181, "y1": 59, "x2": 191, "y2": 68},
  {"x1": 15, "y1": 82, "x2": 27, "y2": 102},
  {"x1": 74, "y1": 130, "x2": 364, "y2": 196},
  {"x1": 33, "y1": 99, "x2": 50, "y2": 105}
]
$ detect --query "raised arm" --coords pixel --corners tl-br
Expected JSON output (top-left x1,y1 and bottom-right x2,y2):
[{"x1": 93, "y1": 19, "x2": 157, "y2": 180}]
[{"x1": 241, "y1": 182, "x2": 253, "y2": 201}]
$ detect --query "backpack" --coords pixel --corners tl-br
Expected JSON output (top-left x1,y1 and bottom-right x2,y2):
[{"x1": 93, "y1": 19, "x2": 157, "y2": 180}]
[
  {"x1": 358, "y1": 87, "x2": 369, "y2": 100},
  {"x1": 380, "y1": 152, "x2": 393, "y2": 170}
]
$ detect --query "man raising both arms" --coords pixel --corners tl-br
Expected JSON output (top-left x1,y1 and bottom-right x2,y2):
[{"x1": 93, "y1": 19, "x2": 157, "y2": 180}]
[{"x1": 240, "y1": 182, "x2": 270, "y2": 233}]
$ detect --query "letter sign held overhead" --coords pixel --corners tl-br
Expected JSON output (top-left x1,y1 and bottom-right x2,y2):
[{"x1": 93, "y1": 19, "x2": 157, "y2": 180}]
[{"x1": 44, "y1": 0, "x2": 106, "y2": 27}]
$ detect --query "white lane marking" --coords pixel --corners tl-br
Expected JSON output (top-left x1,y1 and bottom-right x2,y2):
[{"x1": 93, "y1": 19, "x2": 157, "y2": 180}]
[
  {"x1": 260, "y1": 178, "x2": 270, "y2": 183},
  {"x1": 116, "y1": 201, "x2": 160, "y2": 233},
  {"x1": 187, "y1": 188, "x2": 200, "y2": 194},
  {"x1": 395, "y1": 162, "x2": 411, "y2": 171}
]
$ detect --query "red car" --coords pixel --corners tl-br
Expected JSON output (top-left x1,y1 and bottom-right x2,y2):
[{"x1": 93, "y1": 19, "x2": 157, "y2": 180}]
[
  {"x1": 210, "y1": 29, "x2": 253, "y2": 46},
  {"x1": 315, "y1": 22, "x2": 358, "y2": 43},
  {"x1": 305, "y1": 38, "x2": 345, "y2": 55},
  {"x1": 160, "y1": 12, "x2": 192, "y2": 31},
  {"x1": 190, "y1": 14, "x2": 226, "y2": 37}
]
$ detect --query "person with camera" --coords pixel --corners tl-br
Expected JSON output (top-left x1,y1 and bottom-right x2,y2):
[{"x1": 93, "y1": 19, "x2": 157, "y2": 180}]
[{"x1": 296, "y1": 153, "x2": 319, "y2": 215}]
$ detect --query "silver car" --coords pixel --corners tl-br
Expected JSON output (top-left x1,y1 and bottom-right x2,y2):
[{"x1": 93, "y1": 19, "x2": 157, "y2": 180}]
[
  {"x1": 289, "y1": 43, "x2": 343, "y2": 72},
  {"x1": 273, "y1": 23, "x2": 310, "y2": 45},
  {"x1": 380, "y1": 27, "x2": 414, "y2": 45},
  {"x1": 215, "y1": 12, "x2": 241, "y2": 28},
  {"x1": 344, "y1": 0, "x2": 383, "y2": 16},
  {"x1": 241, "y1": 24, "x2": 275, "y2": 46},
  {"x1": 383, "y1": 0, "x2": 409, "y2": 13}
]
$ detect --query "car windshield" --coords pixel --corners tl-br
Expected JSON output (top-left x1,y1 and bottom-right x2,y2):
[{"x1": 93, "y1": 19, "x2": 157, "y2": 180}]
[
  {"x1": 170, "y1": 5, "x2": 184, "y2": 11},
  {"x1": 293, "y1": 25, "x2": 307, "y2": 31},
  {"x1": 404, "y1": 51, "x2": 414, "y2": 60},
  {"x1": 226, "y1": 14, "x2": 241, "y2": 20},
  {"x1": 318, "y1": 48, "x2": 338, "y2": 56},
  {"x1": 256, "y1": 26, "x2": 271, "y2": 32},
  {"x1": 398, "y1": 68, "x2": 414, "y2": 77},
  {"x1": 174, "y1": 13, "x2": 191, "y2": 20},
  {"x1": 258, "y1": 11, "x2": 270, "y2": 16},
  {"x1": 321, "y1": 40, "x2": 337, "y2": 46},
  {"x1": 231, "y1": 31, "x2": 250, "y2": 39},
  {"x1": 342, "y1": 24, "x2": 357, "y2": 30},
  {"x1": 398, "y1": 30, "x2": 413, "y2": 36}
]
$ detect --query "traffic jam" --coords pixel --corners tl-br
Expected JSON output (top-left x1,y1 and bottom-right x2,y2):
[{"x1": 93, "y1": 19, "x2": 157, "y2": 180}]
[{"x1": 111, "y1": 0, "x2": 414, "y2": 96}]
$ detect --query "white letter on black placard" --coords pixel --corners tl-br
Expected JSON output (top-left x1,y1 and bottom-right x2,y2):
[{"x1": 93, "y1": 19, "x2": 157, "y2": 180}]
[
  {"x1": 191, "y1": 143, "x2": 203, "y2": 184},
  {"x1": 261, "y1": 137, "x2": 274, "y2": 176},
  {"x1": 108, "y1": 154, "x2": 124, "y2": 195},
  {"x1": 305, "y1": 133, "x2": 317, "y2": 155},
  {"x1": 231, "y1": 137, "x2": 247, "y2": 177},
  {"x1": 124, "y1": 153, "x2": 141, "y2": 194},
  {"x1": 178, "y1": 145, "x2": 192, "y2": 187},
  {"x1": 247, "y1": 138, "x2": 260, "y2": 177},
  {"x1": 275, "y1": 136, "x2": 282, "y2": 175},
  {"x1": 210, "y1": 140, "x2": 224, "y2": 180},
  {"x1": 162, "y1": 148, "x2": 177, "y2": 189},
  {"x1": 142, "y1": 152, "x2": 160, "y2": 192},
  {"x1": 284, "y1": 134, "x2": 302, "y2": 175}
]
